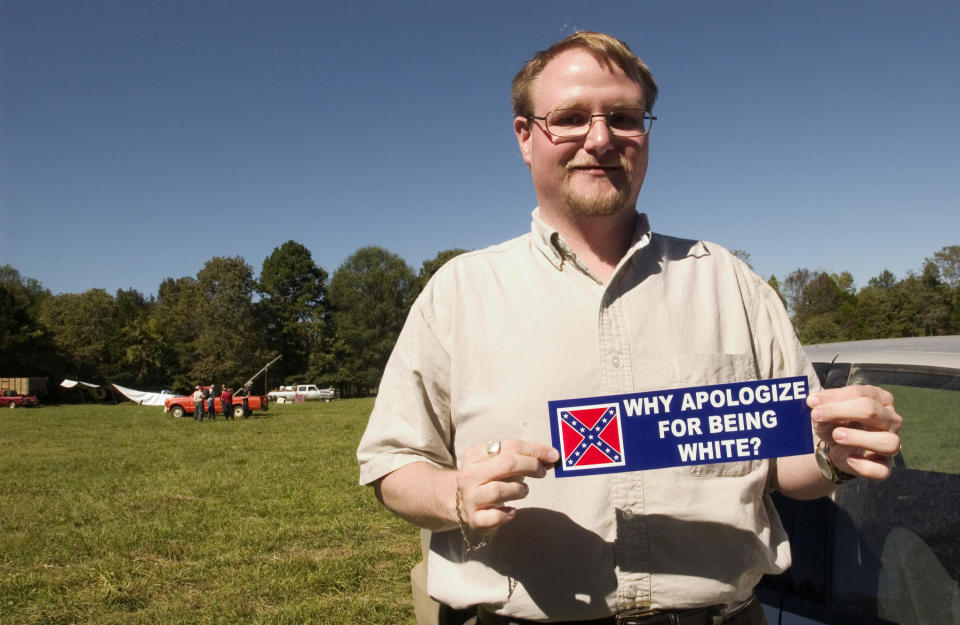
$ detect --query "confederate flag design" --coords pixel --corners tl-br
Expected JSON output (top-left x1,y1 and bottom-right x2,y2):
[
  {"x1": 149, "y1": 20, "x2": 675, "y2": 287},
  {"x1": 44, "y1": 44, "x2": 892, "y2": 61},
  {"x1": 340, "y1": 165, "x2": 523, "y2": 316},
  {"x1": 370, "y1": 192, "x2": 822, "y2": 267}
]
[{"x1": 557, "y1": 403, "x2": 625, "y2": 470}]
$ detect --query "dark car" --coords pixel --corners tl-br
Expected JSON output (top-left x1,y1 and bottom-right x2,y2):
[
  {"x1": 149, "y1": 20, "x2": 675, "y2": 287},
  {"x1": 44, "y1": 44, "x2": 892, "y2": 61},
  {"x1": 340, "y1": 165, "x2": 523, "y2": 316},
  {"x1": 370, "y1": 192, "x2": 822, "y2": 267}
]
[
  {"x1": 759, "y1": 336, "x2": 960, "y2": 625},
  {"x1": 0, "y1": 389, "x2": 39, "y2": 408}
]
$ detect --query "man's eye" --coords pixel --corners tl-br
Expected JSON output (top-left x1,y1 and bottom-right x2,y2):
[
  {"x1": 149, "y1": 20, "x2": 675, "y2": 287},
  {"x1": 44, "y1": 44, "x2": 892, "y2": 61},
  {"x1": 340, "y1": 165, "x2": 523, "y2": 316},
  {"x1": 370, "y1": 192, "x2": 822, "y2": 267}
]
[
  {"x1": 608, "y1": 111, "x2": 642, "y2": 129},
  {"x1": 550, "y1": 111, "x2": 588, "y2": 127}
]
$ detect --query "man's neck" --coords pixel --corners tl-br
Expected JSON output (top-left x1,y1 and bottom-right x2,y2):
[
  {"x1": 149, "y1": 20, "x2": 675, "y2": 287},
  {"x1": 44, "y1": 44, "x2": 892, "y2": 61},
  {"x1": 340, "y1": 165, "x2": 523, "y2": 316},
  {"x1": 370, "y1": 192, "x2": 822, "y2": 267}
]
[{"x1": 539, "y1": 207, "x2": 638, "y2": 283}]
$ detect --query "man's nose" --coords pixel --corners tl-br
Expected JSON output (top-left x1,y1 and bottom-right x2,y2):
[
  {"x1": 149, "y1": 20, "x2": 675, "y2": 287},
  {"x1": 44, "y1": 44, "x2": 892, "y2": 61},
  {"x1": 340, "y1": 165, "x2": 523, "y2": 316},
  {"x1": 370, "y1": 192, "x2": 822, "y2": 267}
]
[{"x1": 583, "y1": 116, "x2": 615, "y2": 152}]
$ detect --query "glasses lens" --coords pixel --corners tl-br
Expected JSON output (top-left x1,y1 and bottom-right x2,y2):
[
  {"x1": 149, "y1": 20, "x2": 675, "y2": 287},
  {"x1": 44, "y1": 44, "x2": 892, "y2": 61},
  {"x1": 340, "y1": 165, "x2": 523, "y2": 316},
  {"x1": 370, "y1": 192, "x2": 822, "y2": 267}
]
[
  {"x1": 545, "y1": 110, "x2": 591, "y2": 137},
  {"x1": 607, "y1": 110, "x2": 648, "y2": 136},
  {"x1": 544, "y1": 109, "x2": 650, "y2": 137}
]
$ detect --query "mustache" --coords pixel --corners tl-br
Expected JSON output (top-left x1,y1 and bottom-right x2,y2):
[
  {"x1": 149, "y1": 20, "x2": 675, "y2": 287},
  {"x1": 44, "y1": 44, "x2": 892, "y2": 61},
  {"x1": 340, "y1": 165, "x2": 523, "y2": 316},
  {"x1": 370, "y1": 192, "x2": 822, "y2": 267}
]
[{"x1": 566, "y1": 158, "x2": 628, "y2": 170}]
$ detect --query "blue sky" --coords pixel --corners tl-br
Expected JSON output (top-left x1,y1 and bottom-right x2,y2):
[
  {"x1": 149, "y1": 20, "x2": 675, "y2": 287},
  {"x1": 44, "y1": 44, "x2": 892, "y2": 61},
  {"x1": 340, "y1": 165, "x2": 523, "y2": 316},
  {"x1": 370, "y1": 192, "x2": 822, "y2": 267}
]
[{"x1": 2, "y1": 0, "x2": 958, "y2": 297}]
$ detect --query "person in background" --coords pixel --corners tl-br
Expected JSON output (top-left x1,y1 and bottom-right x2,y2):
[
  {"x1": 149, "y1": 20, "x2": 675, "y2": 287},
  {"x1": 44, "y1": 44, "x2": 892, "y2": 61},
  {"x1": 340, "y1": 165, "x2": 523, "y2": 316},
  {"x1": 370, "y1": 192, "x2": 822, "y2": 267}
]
[
  {"x1": 192, "y1": 386, "x2": 205, "y2": 423},
  {"x1": 207, "y1": 383, "x2": 217, "y2": 420},
  {"x1": 221, "y1": 385, "x2": 233, "y2": 420}
]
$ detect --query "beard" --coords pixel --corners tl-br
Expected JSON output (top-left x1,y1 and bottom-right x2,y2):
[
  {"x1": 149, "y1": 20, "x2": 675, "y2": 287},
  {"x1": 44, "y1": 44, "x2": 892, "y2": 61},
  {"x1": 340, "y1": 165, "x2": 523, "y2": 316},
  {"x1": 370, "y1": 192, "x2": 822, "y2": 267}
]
[{"x1": 560, "y1": 159, "x2": 634, "y2": 217}]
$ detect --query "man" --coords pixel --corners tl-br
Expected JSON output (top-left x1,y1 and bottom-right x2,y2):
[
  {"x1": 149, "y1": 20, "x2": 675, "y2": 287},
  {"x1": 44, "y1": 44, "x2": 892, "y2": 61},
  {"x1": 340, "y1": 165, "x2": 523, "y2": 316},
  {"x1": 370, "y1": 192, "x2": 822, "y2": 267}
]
[
  {"x1": 221, "y1": 385, "x2": 233, "y2": 420},
  {"x1": 207, "y1": 383, "x2": 217, "y2": 420},
  {"x1": 193, "y1": 385, "x2": 205, "y2": 423},
  {"x1": 357, "y1": 32, "x2": 902, "y2": 625}
]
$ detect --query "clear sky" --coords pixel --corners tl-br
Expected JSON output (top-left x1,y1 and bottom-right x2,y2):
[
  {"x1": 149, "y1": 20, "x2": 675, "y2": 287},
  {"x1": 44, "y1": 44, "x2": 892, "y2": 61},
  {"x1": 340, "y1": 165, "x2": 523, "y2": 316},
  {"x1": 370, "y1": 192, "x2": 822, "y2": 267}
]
[{"x1": 2, "y1": 0, "x2": 958, "y2": 297}]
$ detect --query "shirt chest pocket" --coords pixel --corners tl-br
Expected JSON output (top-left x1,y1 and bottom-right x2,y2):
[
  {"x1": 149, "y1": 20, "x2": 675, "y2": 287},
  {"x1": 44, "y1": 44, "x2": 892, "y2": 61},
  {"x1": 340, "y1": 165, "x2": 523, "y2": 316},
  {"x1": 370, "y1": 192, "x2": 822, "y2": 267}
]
[{"x1": 665, "y1": 353, "x2": 765, "y2": 478}]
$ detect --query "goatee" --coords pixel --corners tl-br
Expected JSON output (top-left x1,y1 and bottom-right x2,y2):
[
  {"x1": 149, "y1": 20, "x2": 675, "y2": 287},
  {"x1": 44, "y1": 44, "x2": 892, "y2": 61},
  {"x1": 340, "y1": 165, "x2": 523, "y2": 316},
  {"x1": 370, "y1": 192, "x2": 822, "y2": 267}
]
[{"x1": 561, "y1": 161, "x2": 633, "y2": 217}]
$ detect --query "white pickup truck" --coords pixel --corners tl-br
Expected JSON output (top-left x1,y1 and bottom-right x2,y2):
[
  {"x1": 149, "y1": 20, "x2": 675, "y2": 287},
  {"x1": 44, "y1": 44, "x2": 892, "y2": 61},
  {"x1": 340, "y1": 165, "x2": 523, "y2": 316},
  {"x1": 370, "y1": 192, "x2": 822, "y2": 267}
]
[{"x1": 267, "y1": 384, "x2": 338, "y2": 403}]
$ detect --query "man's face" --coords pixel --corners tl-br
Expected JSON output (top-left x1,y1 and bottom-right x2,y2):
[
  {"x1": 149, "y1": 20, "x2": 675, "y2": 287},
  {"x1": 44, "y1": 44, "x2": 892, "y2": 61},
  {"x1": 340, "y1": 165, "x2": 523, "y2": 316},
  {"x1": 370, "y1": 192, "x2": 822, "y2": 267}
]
[{"x1": 514, "y1": 48, "x2": 649, "y2": 220}]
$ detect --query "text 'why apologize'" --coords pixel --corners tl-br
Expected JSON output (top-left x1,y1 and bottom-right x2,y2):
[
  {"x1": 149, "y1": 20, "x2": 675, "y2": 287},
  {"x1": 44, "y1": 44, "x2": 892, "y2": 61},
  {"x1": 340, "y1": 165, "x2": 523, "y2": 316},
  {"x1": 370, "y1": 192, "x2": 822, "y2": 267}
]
[{"x1": 549, "y1": 377, "x2": 814, "y2": 478}]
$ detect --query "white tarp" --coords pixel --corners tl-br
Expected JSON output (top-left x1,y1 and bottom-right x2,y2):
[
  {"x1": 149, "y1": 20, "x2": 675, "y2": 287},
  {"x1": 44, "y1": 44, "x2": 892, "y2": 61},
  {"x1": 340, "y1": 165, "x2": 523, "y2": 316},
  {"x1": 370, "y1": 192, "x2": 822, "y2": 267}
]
[
  {"x1": 60, "y1": 379, "x2": 100, "y2": 389},
  {"x1": 111, "y1": 384, "x2": 176, "y2": 407},
  {"x1": 61, "y1": 378, "x2": 109, "y2": 400}
]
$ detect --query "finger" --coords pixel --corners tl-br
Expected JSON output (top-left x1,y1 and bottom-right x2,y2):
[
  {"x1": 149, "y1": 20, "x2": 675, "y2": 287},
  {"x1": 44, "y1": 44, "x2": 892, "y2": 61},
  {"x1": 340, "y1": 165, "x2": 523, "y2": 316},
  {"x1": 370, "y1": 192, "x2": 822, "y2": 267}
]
[
  {"x1": 459, "y1": 481, "x2": 530, "y2": 531},
  {"x1": 831, "y1": 428, "x2": 901, "y2": 456},
  {"x1": 811, "y1": 396, "x2": 902, "y2": 433},
  {"x1": 463, "y1": 438, "x2": 560, "y2": 467},
  {"x1": 809, "y1": 384, "x2": 894, "y2": 408},
  {"x1": 470, "y1": 505, "x2": 518, "y2": 531},
  {"x1": 473, "y1": 479, "x2": 530, "y2": 508},
  {"x1": 502, "y1": 439, "x2": 561, "y2": 465},
  {"x1": 460, "y1": 453, "x2": 549, "y2": 486},
  {"x1": 461, "y1": 451, "x2": 541, "y2": 481},
  {"x1": 835, "y1": 448, "x2": 894, "y2": 481}
]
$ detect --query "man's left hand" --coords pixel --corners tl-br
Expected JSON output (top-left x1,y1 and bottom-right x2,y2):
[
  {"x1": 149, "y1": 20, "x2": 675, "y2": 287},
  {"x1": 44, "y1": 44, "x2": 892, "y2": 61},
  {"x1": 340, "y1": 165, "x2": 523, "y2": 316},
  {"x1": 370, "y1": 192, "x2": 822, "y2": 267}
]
[{"x1": 808, "y1": 385, "x2": 903, "y2": 481}]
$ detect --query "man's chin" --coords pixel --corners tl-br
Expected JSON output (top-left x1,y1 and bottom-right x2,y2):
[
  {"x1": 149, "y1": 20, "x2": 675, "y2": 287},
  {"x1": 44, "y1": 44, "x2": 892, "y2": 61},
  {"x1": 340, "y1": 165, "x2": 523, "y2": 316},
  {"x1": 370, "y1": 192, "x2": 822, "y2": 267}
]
[
  {"x1": 564, "y1": 191, "x2": 632, "y2": 217},
  {"x1": 562, "y1": 177, "x2": 633, "y2": 217}
]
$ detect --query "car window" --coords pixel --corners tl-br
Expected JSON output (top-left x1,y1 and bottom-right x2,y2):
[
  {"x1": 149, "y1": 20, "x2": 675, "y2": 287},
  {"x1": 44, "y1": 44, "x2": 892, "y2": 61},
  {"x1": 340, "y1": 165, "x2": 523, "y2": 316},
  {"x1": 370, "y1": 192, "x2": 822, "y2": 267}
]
[{"x1": 823, "y1": 364, "x2": 960, "y2": 625}]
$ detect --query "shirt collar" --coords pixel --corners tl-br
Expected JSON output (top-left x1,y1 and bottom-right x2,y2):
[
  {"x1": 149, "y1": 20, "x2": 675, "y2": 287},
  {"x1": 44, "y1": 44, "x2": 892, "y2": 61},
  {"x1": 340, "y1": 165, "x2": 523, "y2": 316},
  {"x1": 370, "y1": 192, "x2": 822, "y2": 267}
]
[{"x1": 530, "y1": 208, "x2": 652, "y2": 272}]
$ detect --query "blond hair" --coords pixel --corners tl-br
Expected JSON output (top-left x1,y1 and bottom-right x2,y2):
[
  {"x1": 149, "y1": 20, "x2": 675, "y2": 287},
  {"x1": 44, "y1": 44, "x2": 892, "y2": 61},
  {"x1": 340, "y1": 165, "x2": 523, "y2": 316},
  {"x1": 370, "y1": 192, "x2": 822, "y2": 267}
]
[{"x1": 511, "y1": 31, "x2": 658, "y2": 118}]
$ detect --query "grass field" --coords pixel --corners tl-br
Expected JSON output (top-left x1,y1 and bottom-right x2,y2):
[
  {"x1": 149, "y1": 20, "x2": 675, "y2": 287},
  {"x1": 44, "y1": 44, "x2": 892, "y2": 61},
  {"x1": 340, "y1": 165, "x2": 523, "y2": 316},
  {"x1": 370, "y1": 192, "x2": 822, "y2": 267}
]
[
  {"x1": 0, "y1": 400, "x2": 421, "y2": 625},
  {"x1": 3, "y1": 385, "x2": 955, "y2": 624}
]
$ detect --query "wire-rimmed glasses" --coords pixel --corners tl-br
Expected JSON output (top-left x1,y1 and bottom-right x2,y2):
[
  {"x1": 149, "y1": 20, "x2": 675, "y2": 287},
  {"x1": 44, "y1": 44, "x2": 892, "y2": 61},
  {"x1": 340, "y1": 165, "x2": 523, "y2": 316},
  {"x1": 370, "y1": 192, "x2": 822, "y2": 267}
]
[{"x1": 527, "y1": 108, "x2": 656, "y2": 138}]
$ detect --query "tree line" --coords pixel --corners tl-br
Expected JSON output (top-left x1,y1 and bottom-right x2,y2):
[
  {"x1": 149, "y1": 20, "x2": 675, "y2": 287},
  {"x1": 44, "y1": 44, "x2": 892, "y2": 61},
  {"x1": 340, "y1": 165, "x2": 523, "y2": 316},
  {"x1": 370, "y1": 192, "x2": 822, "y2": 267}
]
[
  {"x1": 2, "y1": 243, "x2": 958, "y2": 399},
  {"x1": 0, "y1": 243, "x2": 464, "y2": 399}
]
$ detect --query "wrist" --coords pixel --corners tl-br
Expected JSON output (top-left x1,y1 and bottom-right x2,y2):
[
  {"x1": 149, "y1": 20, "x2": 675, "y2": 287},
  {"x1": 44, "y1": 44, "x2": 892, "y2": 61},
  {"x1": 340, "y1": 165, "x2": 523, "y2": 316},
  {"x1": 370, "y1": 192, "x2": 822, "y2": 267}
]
[{"x1": 815, "y1": 439, "x2": 857, "y2": 485}]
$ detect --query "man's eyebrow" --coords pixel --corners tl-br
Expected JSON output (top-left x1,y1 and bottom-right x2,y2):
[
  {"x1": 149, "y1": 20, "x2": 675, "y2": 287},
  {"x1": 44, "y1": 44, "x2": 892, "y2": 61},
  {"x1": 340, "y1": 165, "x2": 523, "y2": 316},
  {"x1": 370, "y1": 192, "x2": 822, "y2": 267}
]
[{"x1": 548, "y1": 101, "x2": 646, "y2": 112}]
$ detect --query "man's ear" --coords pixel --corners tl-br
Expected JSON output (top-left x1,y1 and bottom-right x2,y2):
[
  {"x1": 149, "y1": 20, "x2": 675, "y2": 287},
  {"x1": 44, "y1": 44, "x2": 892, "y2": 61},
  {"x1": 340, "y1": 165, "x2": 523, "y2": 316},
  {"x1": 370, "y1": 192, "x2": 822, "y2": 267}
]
[{"x1": 513, "y1": 116, "x2": 533, "y2": 166}]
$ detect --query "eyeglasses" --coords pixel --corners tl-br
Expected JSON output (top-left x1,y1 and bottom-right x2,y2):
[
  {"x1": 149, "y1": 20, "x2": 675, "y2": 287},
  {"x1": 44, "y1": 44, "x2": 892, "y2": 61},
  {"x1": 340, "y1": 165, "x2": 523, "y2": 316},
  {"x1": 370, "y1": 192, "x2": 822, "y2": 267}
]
[{"x1": 527, "y1": 108, "x2": 656, "y2": 138}]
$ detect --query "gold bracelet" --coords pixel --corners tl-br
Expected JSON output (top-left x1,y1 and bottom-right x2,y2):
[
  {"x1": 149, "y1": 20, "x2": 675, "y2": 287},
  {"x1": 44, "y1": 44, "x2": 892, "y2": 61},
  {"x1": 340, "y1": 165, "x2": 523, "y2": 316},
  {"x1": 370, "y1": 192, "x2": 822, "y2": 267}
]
[{"x1": 455, "y1": 487, "x2": 490, "y2": 553}]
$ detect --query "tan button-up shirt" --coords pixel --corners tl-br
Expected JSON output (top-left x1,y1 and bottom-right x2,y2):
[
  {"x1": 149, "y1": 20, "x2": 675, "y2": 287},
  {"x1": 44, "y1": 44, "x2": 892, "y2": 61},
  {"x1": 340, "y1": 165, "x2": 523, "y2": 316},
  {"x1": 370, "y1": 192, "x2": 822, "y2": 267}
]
[{"x1": 357, "y1": 210, "x2": 817, "y2": 621}]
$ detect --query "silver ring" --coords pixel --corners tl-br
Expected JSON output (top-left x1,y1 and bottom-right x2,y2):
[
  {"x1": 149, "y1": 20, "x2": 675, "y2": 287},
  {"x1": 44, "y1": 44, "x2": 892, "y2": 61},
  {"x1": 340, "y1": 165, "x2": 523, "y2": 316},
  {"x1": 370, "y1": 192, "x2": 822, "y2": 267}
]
[{"x1": 486, "y1": 440, "x2": 501, "y2": 456}]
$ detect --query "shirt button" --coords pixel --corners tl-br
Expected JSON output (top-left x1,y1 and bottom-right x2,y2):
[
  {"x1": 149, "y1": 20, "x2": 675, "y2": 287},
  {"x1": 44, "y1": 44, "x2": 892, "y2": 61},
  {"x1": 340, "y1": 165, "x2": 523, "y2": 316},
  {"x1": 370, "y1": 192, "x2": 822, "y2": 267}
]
[{"x1": 612, "y1": 357, "x2": 622, "y2": 368}]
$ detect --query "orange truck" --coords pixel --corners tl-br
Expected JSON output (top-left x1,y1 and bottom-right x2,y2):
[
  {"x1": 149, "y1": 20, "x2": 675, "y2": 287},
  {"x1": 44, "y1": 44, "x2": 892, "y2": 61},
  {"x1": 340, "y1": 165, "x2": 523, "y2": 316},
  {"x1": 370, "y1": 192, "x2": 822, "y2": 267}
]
[{"x1": 164, "y1": 386, "x2": 268, "y2": 419}]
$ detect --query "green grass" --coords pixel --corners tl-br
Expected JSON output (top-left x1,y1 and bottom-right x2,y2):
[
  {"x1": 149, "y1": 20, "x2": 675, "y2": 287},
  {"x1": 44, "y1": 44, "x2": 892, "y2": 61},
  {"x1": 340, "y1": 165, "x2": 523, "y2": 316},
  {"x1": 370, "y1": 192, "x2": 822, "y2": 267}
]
[
  {"x1": 0, "y1": 400, "x2": 421, "y2": 625},
  {"x1": 5, "y1": 385, "x2": 953, "y2": 624},
  {"x1": 880, "y1": 384, "x2": 960, "y2": 474}
]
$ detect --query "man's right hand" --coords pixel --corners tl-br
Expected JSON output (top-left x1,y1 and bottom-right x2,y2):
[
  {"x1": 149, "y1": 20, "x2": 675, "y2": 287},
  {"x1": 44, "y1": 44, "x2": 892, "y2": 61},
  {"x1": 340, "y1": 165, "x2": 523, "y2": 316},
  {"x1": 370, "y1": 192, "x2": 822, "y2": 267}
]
[
  {"x1": 455, "y1": 439, "x2": 560, "y2": 532},
  {"x1": 374, "y1": 439, "x2": 559, "y2": 534}
]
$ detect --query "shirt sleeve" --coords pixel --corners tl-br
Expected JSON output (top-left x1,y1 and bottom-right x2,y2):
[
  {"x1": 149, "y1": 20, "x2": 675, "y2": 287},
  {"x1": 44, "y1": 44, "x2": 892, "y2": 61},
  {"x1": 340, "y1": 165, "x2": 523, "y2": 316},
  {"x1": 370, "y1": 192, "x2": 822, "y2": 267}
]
[
  {"x1": 750, "y1": 278, "x2": 821, "y2": 393},
  {"x1": 356, "y1": 286, "x2": 457, "y2": 486}
]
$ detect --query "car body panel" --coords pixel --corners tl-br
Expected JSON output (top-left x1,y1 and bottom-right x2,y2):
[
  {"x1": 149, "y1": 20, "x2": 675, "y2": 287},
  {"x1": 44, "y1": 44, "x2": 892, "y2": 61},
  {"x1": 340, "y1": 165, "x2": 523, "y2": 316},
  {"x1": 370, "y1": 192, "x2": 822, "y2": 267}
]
[
  {"x1": 759, "y1": 336, "x2": 960, "y2": 625},
  {"x1": 0, "y1": 389, "x2": 39, "y2": 408}
]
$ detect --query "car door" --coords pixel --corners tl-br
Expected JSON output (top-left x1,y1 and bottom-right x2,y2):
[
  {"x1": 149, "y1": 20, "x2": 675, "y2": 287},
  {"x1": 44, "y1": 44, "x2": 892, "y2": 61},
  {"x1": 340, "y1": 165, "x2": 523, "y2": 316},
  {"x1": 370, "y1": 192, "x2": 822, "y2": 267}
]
[{"x1": 759, "y1": 355, "x2": 960, "y2": 625}]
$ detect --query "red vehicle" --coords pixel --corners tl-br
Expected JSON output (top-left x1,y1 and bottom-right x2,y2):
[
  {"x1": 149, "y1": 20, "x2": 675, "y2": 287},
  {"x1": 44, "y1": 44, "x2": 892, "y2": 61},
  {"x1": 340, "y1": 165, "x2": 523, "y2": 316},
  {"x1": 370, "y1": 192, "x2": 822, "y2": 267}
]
[
  {"x1": 0, "y1": 389, "x2": 39, "y2": 409},
  {"x1": 164, "y1": 386, "x2": 268, "y2": 419}
]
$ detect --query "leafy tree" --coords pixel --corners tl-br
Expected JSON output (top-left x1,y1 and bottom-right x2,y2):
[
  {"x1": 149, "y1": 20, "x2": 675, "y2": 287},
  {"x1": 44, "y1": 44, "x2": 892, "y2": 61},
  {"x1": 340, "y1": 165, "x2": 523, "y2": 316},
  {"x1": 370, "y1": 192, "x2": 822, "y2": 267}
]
[
  {"x1": 730, "y1": 249, "x2": 753, "y2": 269},
  {"x1": 857, "y1": 262, "x2": 952, "y2": 338},
  {"x1": 0, "y1": 286, "x2": 55, "y2": 375},
  {"x1": 792, "y1": 272, "x2": 860, "y2": 344},
  {"x1": 192, "y1": 257, "x2": 265, "y2": 388},
  {"x1": 0, "y1": 265, "x2": 49, "y2": 310},
  {"x1": 904, "y1": 262, "x2": 952, "y2": 335},
  {"x1": 36, "y1": 289, "x2": 119, "y2": 379},
  {"x1": 767, "y1": 275, "x2": 786, "y2": 309},
  {"x1": 831, "y1": 271, "x2": 855, "y2": 294},
  {"x1": 413, "y1": 248, "x2": 469, "y2": 296},
  {"x1": 327, "y1": 246, "x2": 415, "y2": 396},
  {"x1": 867, "y1": 269, "x2": 897, "y2": 290},
  {"x1": 950, "y1": 287, "x2": 960, "y2": 335},
  {"x1": 782, "y1": 268, "x2": 813, "y2": 317},
  {"x1": 927, "y1": 245, "x2": 960, "y2": 288},
  {"x1": 0, "y1": 266, "x2": 60, "y2": 376},
  {"x1": 856, "y1": 284, "x2": 906, "y2": 339},
  {"x1": 115, "y1": 312, "x2": 172, "y2": 390},
  {"x1": 106, "y1": 289, "x2": 173, "y2": 389},
  {"x1": 258, "y1": 241, "x2": 329, "y2": 383},
  {"x1": 152, "y1": 276, "x2": 202, "y2": 391}
]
